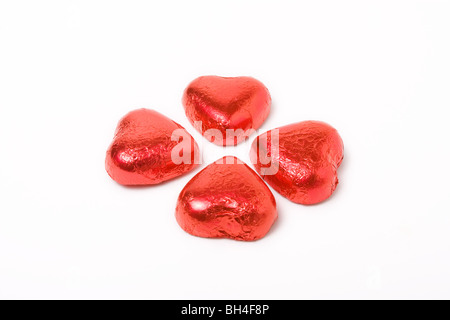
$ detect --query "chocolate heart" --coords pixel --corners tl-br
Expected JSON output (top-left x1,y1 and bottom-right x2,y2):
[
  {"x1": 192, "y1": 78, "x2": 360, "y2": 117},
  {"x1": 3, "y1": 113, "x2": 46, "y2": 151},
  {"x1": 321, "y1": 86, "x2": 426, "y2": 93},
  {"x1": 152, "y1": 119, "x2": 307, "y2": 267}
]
[
  {"x1": 250, "y1": 121, "x2": 344, "y2": 205},
  {"x1": 182, "y1": 76, "x2": 271, "y2": 146},
  {"x1": 176, "y1": 156, "x2": 277, "y2": 241},
  {"x1": 106, "y1": 109, "x2": 199, "y2": 185}
]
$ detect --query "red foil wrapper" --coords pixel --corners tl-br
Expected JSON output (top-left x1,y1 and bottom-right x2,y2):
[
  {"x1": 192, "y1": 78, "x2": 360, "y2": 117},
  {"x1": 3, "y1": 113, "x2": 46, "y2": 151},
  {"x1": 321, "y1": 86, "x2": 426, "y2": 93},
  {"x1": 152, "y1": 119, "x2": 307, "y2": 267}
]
[
  {"x1": 182, "y1": 76, "x2": 271, "y2": 146},
  {"x1": 106, "y1": 109, "x2": 199, "y2": 186},
  {"x1": 176, "y1": 156, "x2": 277, "y2": 241},
  {"x1": 250, "y1": 121, "x2": 344, "y2": 205}
]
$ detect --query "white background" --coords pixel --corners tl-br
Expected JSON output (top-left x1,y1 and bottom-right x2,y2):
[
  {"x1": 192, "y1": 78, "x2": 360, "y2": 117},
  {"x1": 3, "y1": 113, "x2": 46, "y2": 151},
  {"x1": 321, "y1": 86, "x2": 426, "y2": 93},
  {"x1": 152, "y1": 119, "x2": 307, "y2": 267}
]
[{"x1": 0, "y1": 0, "x2": 449, "y2": 300}]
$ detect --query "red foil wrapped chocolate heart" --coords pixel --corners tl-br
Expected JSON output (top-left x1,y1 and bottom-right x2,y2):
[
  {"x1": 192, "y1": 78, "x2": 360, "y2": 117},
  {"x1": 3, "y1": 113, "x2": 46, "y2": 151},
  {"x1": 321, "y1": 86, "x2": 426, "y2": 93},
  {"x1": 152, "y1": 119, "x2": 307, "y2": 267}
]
[
  {"x1": 182, "y1": 76, "x2": 271, "y2": 146},
  {"x1": 250, "y1": 121, "x2": 344, "y2": 205},
  {"x1": 106, "y1": 109, "x2": 199, "y2": 186},
  {"x1": 176, "y1": 156, "x2": 277, "y2": 241}
]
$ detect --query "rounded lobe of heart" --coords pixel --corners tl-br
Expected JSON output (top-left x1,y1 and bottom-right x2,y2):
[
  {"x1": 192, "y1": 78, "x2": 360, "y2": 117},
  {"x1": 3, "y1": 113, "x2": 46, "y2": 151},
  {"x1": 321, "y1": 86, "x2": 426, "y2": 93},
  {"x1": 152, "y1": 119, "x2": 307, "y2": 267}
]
[
  {"x1": 182, "y1": 76, "x2": 271, "y2": 146},
  {"x1": 106, "y1": 109, "x2": 199, "y2": 186},
  {"x1": 250, "y1": 121, "x2": 344, "y2": 205},
  {"x1": 176, "y1": 156, "x2": 277, "y2": 241}
]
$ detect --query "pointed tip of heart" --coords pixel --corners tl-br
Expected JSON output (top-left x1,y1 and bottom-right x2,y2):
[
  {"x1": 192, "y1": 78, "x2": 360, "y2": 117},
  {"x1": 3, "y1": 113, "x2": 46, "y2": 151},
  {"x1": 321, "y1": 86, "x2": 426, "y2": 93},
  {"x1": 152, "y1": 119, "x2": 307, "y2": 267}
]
[
  {"x1": 105, "y1": 109, "x2": 199, "y2": 186},
  {"x1": 182, "y1": 75, "x2": 271, "y2": 146},
  {"x1": 176, "y1": 156, "x2": 278, "y2": 241}
]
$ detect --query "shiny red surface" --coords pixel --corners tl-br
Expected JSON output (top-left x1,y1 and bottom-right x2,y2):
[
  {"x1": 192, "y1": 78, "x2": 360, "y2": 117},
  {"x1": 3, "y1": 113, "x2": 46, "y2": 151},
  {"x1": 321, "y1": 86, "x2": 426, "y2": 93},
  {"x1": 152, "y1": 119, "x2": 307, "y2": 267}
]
[
  {"x1": 250, "y1": 121, "x2": 344, "y2": 205},
  {"x1": 182, "y1": 76, "x2": 271, "y2": 146},
  {"x1": 106, "y1": 109, "x2": 199, "y2": 186},
  {"x1": 176, "y1": 156, "x2": 277, "y2": 241}
]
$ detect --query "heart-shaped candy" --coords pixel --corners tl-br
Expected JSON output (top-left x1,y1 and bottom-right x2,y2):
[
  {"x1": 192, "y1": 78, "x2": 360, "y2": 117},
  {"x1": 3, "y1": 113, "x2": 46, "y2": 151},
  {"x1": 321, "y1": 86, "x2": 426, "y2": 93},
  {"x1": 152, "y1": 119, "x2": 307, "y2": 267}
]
[
  {"x1": 106, "y1": 109, "x2": 199, "y2": 185},
  {"x1": 182, "y1": 76, "x2": 271, "y2": 146},
  {"x1": 250, "y1": 121, "x2": 344, "y2": 205},
  {"x1": 176, "y1": 156, "x2": 277, "y2": 241}
]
